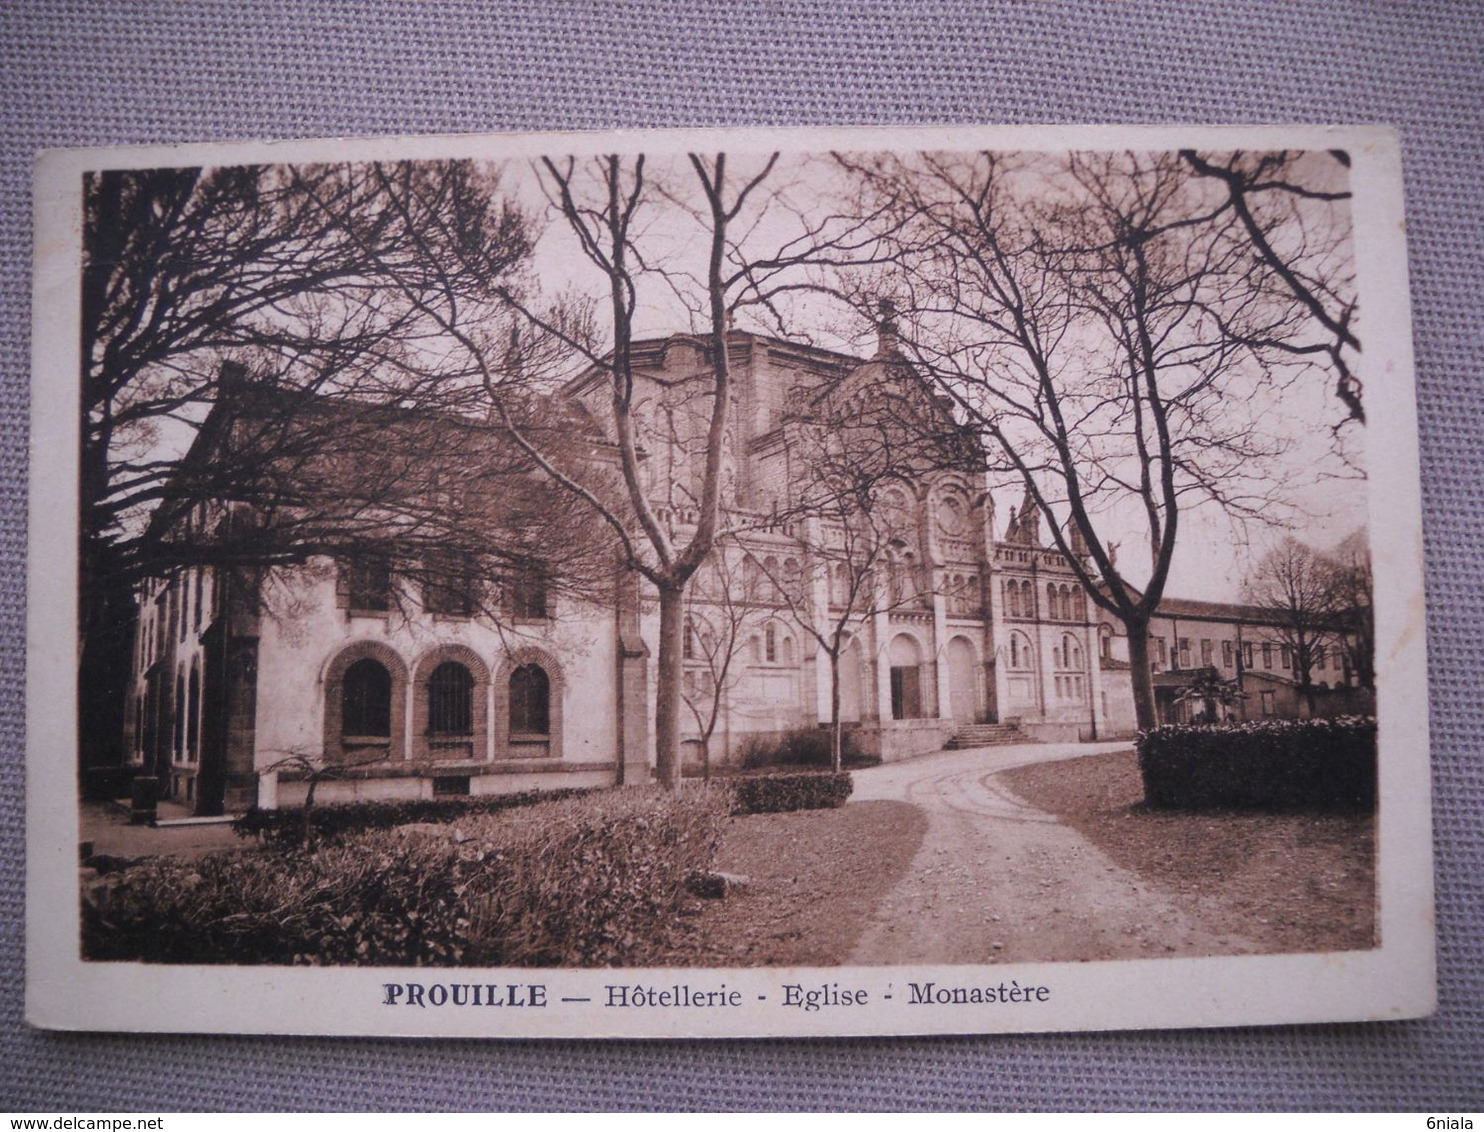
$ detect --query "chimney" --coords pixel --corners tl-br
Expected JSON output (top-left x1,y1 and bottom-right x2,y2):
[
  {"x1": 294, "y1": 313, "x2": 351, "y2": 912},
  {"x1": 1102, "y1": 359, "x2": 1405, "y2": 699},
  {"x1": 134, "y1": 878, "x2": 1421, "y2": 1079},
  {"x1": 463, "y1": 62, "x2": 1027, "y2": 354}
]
[{"x1": 875, "y1": 298, "x2": 900, "y2": 359}]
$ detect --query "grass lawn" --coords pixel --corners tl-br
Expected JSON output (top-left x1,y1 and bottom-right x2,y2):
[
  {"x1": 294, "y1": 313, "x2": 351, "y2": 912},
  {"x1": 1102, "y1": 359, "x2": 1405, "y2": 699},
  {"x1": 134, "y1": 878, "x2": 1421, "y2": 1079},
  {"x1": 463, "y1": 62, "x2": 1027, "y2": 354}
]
[
  {"x1": 642, "y1": 799, "x2": 928, "y2": 967},
  {"x1": 1001, "y1": 749, "x2": 1377, "y2": 954}
]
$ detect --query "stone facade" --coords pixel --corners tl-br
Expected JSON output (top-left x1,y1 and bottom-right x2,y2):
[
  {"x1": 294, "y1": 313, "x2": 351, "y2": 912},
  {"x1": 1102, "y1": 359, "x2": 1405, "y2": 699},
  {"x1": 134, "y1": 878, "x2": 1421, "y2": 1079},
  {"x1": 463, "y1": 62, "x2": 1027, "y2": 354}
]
[{"x1": 121, "y1": 329, "x2": 1359, "y2": 812}]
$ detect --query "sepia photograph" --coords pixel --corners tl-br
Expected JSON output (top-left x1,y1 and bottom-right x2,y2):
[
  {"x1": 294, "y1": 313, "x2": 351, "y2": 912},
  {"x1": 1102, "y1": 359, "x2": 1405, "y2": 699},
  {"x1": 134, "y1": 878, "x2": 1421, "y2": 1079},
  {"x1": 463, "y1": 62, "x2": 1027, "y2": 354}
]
[{"x1": 28, "y1": 124, "x2": 1432, "y2": 1038}]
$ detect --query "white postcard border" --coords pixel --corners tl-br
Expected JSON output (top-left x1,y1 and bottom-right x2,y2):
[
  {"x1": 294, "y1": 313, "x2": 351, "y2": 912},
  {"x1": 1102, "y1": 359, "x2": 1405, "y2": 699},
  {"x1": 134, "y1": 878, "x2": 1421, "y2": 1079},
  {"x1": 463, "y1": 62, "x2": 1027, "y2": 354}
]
[{"x1": 27, "y1": 123, "x2": 1435, "y2": 1038}]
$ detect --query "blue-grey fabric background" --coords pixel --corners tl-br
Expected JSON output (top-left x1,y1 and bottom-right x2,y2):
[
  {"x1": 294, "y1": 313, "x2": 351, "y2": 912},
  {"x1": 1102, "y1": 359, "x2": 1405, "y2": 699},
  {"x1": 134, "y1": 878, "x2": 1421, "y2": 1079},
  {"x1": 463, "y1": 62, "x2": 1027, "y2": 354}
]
[{"x1": 2, "y1": 0, "x2": 1480, "y2": 1111}]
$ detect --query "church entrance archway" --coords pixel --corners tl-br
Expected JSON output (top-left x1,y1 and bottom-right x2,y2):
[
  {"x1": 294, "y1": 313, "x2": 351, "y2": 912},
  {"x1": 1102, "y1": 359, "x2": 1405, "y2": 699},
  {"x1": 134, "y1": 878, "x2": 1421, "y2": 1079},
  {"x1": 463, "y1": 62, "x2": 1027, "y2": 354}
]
[{"x1": 948, "y1": 636, "x2": 981, "y2": 724}]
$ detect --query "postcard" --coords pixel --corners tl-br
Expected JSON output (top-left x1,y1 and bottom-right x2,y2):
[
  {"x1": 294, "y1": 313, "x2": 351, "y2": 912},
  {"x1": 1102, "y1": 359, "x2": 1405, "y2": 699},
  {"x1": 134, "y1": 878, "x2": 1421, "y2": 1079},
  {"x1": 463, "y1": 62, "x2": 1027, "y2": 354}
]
[{"x1": 27, "y1": 123, "x2": 1434, "y2": 1037}]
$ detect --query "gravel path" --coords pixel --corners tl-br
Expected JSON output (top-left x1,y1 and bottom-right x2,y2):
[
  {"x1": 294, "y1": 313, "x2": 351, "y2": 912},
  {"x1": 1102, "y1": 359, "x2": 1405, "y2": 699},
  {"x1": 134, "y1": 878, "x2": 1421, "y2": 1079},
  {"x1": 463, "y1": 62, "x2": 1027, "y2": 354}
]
[{"x1": 848, "y1": 742, "x2": 1267, "y2": 966}]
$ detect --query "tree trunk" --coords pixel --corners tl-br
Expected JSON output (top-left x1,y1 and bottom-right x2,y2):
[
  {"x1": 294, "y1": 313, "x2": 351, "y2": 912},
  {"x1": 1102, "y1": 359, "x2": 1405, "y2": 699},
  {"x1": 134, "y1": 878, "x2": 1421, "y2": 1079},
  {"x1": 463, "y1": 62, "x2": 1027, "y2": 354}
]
[
  {"x1": 1125, "y1": 615, "x2": 1159, "y2": 732},
  {"x1": 828, "y1": 650, "x2": 843, "y2": 773},
  {"x1": 653, "y1": 581, "x2": 686, "y2": 790}
]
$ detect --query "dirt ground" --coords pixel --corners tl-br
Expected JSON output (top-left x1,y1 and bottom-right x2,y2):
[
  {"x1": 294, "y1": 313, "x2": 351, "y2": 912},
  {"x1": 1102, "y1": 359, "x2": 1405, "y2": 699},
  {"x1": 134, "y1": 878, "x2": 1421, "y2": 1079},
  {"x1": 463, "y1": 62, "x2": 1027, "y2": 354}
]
[
  {"x1": 1002, "y1": 749, "x2": 1377, "y2": 956},
  {"x1": 650, "y1": 799, "x2": 928, "y2": 967},
  {"x1": 677, "y1": 743, "x2": 1376, "y2": 968}
]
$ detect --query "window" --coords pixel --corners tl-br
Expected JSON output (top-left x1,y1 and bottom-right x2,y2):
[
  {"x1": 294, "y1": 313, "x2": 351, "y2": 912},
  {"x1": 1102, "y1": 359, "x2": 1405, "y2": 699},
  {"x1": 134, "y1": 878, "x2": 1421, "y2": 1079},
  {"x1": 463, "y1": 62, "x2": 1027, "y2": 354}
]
[
  {"x1": 427, "y1": 662, "x2": 473, "y2": 736},
  {"x1": 1058, "y1": 634, "x2": 1081, "y2": 669},
  {"x1": 173, "y1": 671, "x2": 186, "y2": 761},
  {"x1": 782, "y1": 558, "x2": 801, "y2": 601},
  {"x1": 1280, "y1": 645, "x2": 1291, "y2": 670},
  {"x1": 1222, "y1": 640, "x2": 1234, "y2": 669},
  {"x1": 186, "y1": 664, "x2": 200, "y2": 762},
  {"x1": 1178, "y1": 638, "x2": 1191, "y2": 669},
  {"x1": 342, "y1": 658, "x2": 392, "y2": 738},
  {"x1": 509, "y1": 664, "x2": 550, "y2": 735},
  {"x1": 1315, "y1": 644, "x2": 1327, "y2": 670},
  {"x1": 193, "y1": 569, "x2": 204, "y2": 631},
  {"x1": 1154, "y1": 637, "x2": 1168, "y2": 667},
  {"x1": 764, "y1": 623, "x2": 777, "y2": 663},
  {"x1": 831, "y1": 563, "x2": 850, "y2": 607},
  {"x1": 1243, "y1": 641, "x2": 1254, "y2": 669},
  {"x1": 348, "y1": 558, "x2": 391, "y2": 612},
  {"x1": 511, "y1": 572, "x2": 548, "y2": 620},
  {"x1": 1201, "y1": 639, "x2": 1213, "y2": 668},
  {"x1": 1261, "y1": 690, "x2": 1276, "y2": 716},
  {"x1": 683, "y1": 620, "x2": 696, "y2": 660},
  {"x1": 423, "y1": 558, "x2": 476, "y2": 617},
  {"x1": 1099, "y1": 625, "x2": 1112, "y2": 660},
  {"x1": 1262, "y1": 642, "x2": 1273, "y2": 669},
  {"x1": 1047, "y1": 583, "x2": 1058, "y2": 620},
  {"x1": 1006, "y1": 579, "x2": 1021, "y2": 618}
]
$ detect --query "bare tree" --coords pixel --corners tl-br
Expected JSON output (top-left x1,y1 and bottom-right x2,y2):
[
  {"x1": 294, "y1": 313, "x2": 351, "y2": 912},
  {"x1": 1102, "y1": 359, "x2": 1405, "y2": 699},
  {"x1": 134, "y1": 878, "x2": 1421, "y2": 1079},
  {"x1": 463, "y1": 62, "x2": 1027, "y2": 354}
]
[
  {"x1": 1324, "y1": 529, "x2": 1375, "y2": 691},
  {"x1": 81, "y1": 161, "x2": 533, "y2": 769},
  {"x1": 1180, "y1": 150, "x2": 1360, "y2": 424},
  {"x1": 839, "y1": 150, "x2": 1322, "y2": 731},
  {"x1": 678, "y1": 549, "x2": 771, "y2": 779},
  {"x1": 375, "y1": 152, "x2": 895, "y2": 789},
  {"x1": 1243, "y1": 536, "x2": 1347, "y2": 714}
]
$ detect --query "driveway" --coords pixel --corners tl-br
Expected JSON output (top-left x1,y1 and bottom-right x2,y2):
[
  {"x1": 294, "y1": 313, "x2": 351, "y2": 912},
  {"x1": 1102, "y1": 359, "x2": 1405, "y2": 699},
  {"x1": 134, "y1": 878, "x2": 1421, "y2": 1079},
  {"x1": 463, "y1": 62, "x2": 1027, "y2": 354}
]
[{"x1": 847, "y1": 742, "x2": 1266, "y2": 965}]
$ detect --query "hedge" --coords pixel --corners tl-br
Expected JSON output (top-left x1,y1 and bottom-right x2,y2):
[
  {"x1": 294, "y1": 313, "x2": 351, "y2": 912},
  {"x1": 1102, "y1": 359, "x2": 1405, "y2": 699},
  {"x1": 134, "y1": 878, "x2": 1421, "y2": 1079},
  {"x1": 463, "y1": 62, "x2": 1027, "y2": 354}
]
[
  {"x1": 731, "y1": 771, "x2": 853, "y2": 814},
  {"x1": 738, "y1": 728, "x2": 879, "y2": 771},
  {"x1": 232, "y1": 786, "x2": 596, "y2": 847},
  {"x1": 85, "y1": 787, "x2": 728, "y2": 967},
  {"x1": 1136, "y1": 716, "x2": 1377, "y2": 811}
]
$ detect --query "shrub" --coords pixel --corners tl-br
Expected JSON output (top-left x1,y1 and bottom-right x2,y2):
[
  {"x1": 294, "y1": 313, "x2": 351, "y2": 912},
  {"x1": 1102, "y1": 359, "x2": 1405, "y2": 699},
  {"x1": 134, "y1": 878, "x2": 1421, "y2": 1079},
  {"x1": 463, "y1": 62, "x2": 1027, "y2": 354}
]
[
  {"x1": 731, "y1": 771, "x2": 853, "y2": 814},
  {"x1": 1136, "y1": 716, "x2": 1377, "y2": 812},
  {"x1": 738, "y1": 727, "x2": 877, "y2": 771},
  {"x1": 232, "y1": 786, "x2": 596, "y2": 847},
  {"x1": 81, "y1": 766, "x2": 136, "y2": 802},
  {"x1": 86, "y1": 787, "x2": 728, "y2": 967}
]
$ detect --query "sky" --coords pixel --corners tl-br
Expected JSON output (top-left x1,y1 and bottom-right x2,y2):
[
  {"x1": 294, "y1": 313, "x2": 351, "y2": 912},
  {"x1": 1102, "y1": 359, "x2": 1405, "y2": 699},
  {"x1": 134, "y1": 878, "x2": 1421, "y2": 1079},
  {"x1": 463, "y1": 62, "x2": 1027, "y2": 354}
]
[
  {"x1": 120, "y1": 147, "x2": 1366, "y2": 605},
  {"x1": 497, "y1": 148, "x2": 1368, "y2": 604}
]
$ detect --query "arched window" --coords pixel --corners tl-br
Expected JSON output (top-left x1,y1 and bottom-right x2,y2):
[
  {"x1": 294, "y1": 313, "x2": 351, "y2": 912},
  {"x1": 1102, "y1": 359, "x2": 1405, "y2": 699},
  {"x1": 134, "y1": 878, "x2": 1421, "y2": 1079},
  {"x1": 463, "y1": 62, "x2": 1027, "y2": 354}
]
[
  {"x1": 763, "y1": 556, "x2": 780, "y2": 601},
  {"x1": 1021, "y1": 579, "x2": 1035, "y2": 617},
  {"x1": 186, "y1": 663, "x2": 200, "y2": 762},
  {"x1": 1060, "y1": 634, "x2": 1081, "y2": 669},
  {"x1": 782, "y1": 557, "x2": 801, "y2": 601},
  {"x1": 1009, "y1": 630, "x2": 1034, "y2": 671},
  {"x1": 509, "y1": 664, "x2": 550, "y2": 735},
  {"x1": 832, "y1": 562, "x2": 850, "y2": 607},
  {"x1": 1006, "y1": 579, "x2": 1021, "y2": 618},
  {"x1": 1099, "y1": 624, "x2": 1113, "y2": 661},
  {"x1": 427, "y1": 662, "x2": 474, "y2": 736},
  {"x1": 765, "y1": 623, "x2": 777, "y2": 663},
  {"x1": 173, "y1": 670, "x2": 186, "y2": 761},
  {"x1": 343, "y1": 658, "x2": 393, "y2": 738},
  {"x1": 683, "y1": 619, "x2": 696, "y2": 660},
  {"x1": 742, "y1": 555, "x2": 762, "y2": 596},
  {"x1": 1047, "y1": 583, "x2": 1058, "y2": 621}
]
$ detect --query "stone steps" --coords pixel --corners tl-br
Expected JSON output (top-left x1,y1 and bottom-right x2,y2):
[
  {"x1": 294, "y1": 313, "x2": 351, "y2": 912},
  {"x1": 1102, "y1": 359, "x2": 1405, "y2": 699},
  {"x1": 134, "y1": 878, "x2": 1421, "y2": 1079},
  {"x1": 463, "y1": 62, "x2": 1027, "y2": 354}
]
[{"x1": 943, "y1": 722, "x2": 1029, "y2": 749}]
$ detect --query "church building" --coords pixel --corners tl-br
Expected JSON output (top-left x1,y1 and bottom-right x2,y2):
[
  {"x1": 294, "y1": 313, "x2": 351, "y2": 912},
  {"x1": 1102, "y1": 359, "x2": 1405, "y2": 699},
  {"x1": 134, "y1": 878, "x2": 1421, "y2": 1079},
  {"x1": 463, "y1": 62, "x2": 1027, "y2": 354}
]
[{"x1": 120, "y1": 328, "x2": 1357, "y2": 814}]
